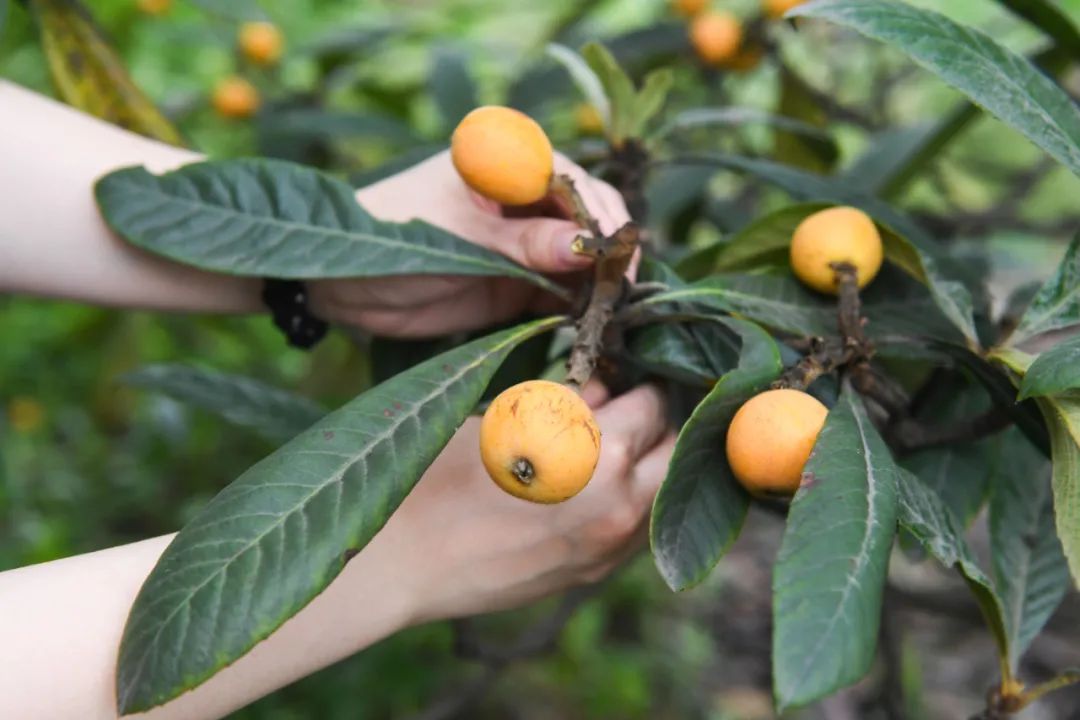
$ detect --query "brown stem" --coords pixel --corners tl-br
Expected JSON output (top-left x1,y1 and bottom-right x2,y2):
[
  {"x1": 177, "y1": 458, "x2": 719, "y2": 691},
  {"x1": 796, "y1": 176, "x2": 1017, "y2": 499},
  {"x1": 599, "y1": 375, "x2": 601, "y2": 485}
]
[
  {"x1": 565, "y1": 223, "x2": 640, "y2": 388},
  {"x1": 549, "y1": 173, "x2": 603, "y2": 238}
]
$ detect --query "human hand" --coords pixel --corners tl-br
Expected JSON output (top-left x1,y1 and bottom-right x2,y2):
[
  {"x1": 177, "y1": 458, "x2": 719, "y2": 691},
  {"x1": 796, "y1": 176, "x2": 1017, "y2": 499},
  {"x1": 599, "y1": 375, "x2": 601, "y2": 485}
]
[
  {"x1": 306, "y1": 150, "x2": 631, "y2": 338},
  {"x1": 368, "y1": 382, "x2": 674, "y2": 625}
]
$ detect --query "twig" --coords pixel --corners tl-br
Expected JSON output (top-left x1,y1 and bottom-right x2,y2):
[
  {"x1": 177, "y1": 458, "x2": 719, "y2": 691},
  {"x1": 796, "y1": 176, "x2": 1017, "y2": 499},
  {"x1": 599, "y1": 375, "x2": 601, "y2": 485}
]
[{"x1": 565, "y1": 222, "x2": 640, "y2": 388}]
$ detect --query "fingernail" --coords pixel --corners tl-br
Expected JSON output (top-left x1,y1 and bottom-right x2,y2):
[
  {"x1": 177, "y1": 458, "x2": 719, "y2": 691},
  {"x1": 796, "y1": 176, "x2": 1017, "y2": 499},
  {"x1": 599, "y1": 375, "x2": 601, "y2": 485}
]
[{"x1": 556, "y1": 231, "x2": 594, "y2": 268}]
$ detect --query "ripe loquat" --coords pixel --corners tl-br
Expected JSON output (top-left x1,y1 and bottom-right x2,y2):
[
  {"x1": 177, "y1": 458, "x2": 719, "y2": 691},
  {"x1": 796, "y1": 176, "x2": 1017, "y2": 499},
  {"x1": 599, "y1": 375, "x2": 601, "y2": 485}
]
[
  {"x1": 239, "y1": 21, "x2": 284, "y2": 66},
  {"x1": 790, "y1": 206, "x2": 884, "y2": 294},
  {"x1": 725, "y1": 389, "x2": 828, "y2": 496},
  {"x1": 690, "y1": 11, "x2": 744, "y2": 67},
  {"x1": 763, "y1": 0, "x2": 807, "y2": 20},
  {"x1": 672, "y1": 0, "x2": 708, "y2": 18},
  {"x1": 212, "y1": 76, "x2": 260, "y2": 119},
  {"x1": 451, "y1": 106, "x2": 554, "y2": 206},
  {"x1": 480, "y1": 380, "x2": 601, "y2": 504}
]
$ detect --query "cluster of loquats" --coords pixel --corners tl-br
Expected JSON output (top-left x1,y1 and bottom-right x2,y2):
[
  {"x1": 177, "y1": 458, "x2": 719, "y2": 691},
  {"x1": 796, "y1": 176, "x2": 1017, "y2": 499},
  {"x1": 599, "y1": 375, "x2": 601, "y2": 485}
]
[
  {"x1": 726, "y1": 206, "x2": 884, "y2": 496},
  {"x1": 675, "y1": 0, "x2": 809, "y2": 71},
  {"x1": 210, "y1": 21, "x2": 285, "y2": 119}
]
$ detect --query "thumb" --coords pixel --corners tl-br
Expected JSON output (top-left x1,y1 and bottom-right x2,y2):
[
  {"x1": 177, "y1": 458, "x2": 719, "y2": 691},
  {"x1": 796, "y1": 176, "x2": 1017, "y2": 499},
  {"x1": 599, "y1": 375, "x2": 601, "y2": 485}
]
[{"x1": 475, "y1": 215, "x2": 595, "y2": 274}]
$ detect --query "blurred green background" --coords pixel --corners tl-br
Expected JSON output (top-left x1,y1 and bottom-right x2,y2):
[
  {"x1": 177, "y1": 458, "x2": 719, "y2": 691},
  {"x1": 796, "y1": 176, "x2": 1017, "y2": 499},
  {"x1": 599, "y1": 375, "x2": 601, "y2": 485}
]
[{"x1": 3, "y1": 1, "x2": 1080, "y2": 718}]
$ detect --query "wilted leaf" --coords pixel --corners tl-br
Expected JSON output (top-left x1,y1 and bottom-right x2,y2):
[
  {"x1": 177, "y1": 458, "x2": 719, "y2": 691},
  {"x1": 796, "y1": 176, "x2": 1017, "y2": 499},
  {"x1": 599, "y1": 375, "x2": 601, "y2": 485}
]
[
  {"x1": 95, "y1": 159, "x2": 561, "y2": 295},
  {"x1": 989, "y1": 427, "x2": 1070, "y2": 670},
  {"x1": 897, "y1": 469, "x2": 1009, "y2": 660},
  {"x1": 32, "y1": 0, "x2": 184, "y2": 146},
  {"x1": 124, "y1": 364, "x2": 326, "y2": 441},
  {"x1": 650, "y1": 319, "x2": 782, "y2": 591},
  {"x1": 773, "y1": 387, "x2": 899, "y2": 710},
  {"x1": 1010, "y1": 235, "x2": 1080, "y2": 345},
  {"x1": 791, "y1": 0, "x2": 1080, "y2": 178},
  {"x1": 115, "y1": 317, "x2": 563, "y2": 712}
]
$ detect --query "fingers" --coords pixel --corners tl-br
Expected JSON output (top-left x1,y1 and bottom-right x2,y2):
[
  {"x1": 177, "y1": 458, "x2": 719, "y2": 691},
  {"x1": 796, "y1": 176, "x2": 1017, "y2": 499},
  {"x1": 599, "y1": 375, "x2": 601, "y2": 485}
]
[
  {"x1": 580, "y1": 380, "x2": 610, "y2": 409},
  {"x1": 594, "y1": 384, "x2": 669, "y2": 461},
  {"x1": 631, "y1": 433, "x2": 677, "y2": 509}
]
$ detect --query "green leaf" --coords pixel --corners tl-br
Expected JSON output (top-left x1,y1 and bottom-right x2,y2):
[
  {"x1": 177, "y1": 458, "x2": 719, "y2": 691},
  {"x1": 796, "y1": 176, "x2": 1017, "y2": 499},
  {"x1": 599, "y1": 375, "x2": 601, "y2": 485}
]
[
  {"x1": 995, "y1": 0, "x2": 1080, "y2": 61},
  {"x1": 32, "y1": 0, "x2": 184, "y2": 146},
  {"x1": 115, "y1": 317, "x2": 563, "y2": 713},
  {"x1": 258, "y1": 109, "x2": 421, "y2": 144},
  {"x1": 1010, "y1": 235, "x2": 1080, "y2": 345},
  {"x1": 640, "y1": 273, "x2": 834, "y2": 337},
  {"x1": 629, "y1": 68, "x2": 673, "y2": 138},
  {"x1": 1034, "y1": 394, "x2": 1080, "y2": 588},
  {"x1": 94, "y1": 160, "x2": 561, "y2": 295},
  {"x1": 989, "y1": 427, "x2": 1070, "y2": 670},
  {"x1": 773, "y1": 386, "x2": 900, "y2": 710},
  {"x1": 186, "y1": 0, "x2": 264, "y2": 21},
  {"x1": 901, "y1": 377, "x2": 993, "y2": 526},
  {"x1": 844, "y1": 123, "x2": 939, "y2": 195},
  {"x1": 650, "y1": 319, "x2": 782, "y2": 591},
  {"x1": 0, "y1": 0, "x2": 8, "y2": 36},
  {"x1": 897, "y1": 469, "x2": 1009, "y2": 661},
  {"x1": 639, "y1": 272, "x2": 960, "y2": 344},
  {"x1": 546, "y1": 43, "x2": 611, "y2": 130},
  {"x1": 774, "y1": 65, "x2": 837, "y2": 173},
  {"x1": 655, "y1": 109, "x2": 836, "y2": 165},
  {"x1": 790, "y1": 0, "x2": 1080, "y2": 178},
  {"x1": 627, "y1": 258, "x2": 740, "y2": 386},
  {"x1": 429, "y1": 47, "x2": 479, "y2": 130},
  {"x1": 124, "y1": 364, "x2": 326, "y2": 442},
  {"x1": 955, "y1": 346, "x2": 1051, "y2": 457},
  {"x1": 672, "y1": 154, "x2": 980, "y2": 345},
  {"x1": 1019, "y1": 334, "x2": 1080, "y2": 400},
  {"x1": 582, "y1": 42, "x2": 637, "y2": 145}
]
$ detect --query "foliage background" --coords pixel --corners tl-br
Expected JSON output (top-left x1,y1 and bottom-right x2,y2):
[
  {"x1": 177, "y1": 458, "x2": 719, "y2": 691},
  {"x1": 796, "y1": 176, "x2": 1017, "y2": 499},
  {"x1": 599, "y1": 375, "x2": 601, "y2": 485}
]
[{"x1": 2, "y1": 0, "x2": 1080, "y2": 717}]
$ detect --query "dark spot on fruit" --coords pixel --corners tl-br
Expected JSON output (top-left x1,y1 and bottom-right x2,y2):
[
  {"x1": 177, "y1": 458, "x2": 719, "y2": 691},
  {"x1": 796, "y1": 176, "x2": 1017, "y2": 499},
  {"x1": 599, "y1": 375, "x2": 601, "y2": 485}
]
[
  {"x1": 323, "y1": 430, "x2": 335, "y2": 440},
  {"x1": 510, "y1": 399, "x2": 519, "y2": 417}
]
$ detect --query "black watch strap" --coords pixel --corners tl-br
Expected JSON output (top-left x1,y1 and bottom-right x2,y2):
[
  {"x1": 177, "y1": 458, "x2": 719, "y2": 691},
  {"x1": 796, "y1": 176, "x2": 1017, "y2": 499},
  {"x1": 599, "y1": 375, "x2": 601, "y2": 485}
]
[{"x1": 261, "y1": 279, "x2": 328, "y2": 349}]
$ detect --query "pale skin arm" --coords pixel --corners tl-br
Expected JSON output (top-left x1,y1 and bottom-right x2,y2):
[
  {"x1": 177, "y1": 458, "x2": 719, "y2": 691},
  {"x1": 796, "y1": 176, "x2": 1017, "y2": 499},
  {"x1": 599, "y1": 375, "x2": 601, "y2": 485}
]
[
  {"x1": 0, "y1": 385, "x2": 675, "y2": 720},
  {"x1": 0, "y1": 81, "x2": 671, "y2": 719},
  {"x1": 0, "y1": 80, "x2": 627, "y2": 334}
]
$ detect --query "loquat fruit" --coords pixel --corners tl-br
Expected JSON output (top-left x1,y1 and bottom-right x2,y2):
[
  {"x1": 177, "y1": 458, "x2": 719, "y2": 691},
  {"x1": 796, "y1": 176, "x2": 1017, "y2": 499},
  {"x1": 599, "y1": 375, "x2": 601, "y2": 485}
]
[
  {"x1": 690, "y1": 11, "x2": 744, "y2": 67},
  {"x1": 480, "y1": 380, "x2": 601, "y2": 504},
  {"x1": 672, "y1": 0, "x2": 708, "y2": 18},
  {"x1": 451, "y1": 106, "x2": 554, "y2": 206},
  {"x1": 239, "y1": 21, "x2": 284, "y2": 66},
  {"x1": 763, "y1": 0, "x2": 807, "y2": 20},
  {"x1": 790, "y1": 206, "x2": 884, "y2": 294},
  {"x1": 726, "y1": 389, "x2": 828, "y2": 496},
  {"x1": 212, "y1": 76, "x2": 260, "y2": 119}
]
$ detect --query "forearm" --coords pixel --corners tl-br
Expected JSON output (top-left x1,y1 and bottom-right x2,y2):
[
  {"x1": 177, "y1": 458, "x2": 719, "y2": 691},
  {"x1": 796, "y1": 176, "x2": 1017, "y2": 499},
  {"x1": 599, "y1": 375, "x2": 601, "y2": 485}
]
[
  {"x1": 0, "y1": 528, "x2": 416, "y2": 720},
  {"x1": 0, "y1": 81, "x2": 261, "y2": 314}
]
